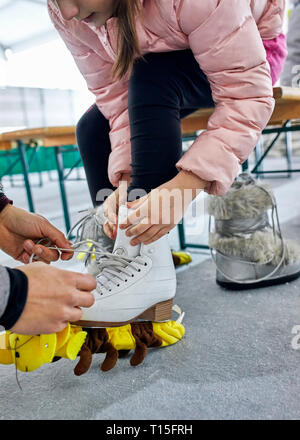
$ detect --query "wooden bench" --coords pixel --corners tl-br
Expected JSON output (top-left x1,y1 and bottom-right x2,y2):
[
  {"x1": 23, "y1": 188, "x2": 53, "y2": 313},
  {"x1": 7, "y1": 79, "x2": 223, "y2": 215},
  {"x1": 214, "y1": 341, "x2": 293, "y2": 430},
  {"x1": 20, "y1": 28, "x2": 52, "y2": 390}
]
[
  {"x1": 181, "y1": 86, "x2": 300, "y2": 133},
  {"x1": 0, "y1": 126, "x2": 78, "y2": 232}
]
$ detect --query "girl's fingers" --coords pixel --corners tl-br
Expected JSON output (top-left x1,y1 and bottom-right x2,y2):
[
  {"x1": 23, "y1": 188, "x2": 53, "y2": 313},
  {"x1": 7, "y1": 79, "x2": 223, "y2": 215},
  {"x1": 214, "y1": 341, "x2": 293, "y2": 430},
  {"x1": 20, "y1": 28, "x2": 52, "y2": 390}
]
[
  {"x1": 118, "y1": 181, "x2": 129, "y2": 206},
  {"x1": 129, "y1": 225, "x2": 160, "y2": 245},
  {"x1": 106, "y1": 209, "x2": 117, "y2": 225},
  {"x1": 125, "y1": 217, "x2": 152, "y2": 240},
  {"x1": 104, "y1": 192, "x2": 119, "y2": 225},
  {"x1": 105, "y1": 202, "x2": 118, "y2": 225},
  {"x1": 139, "y1": 227, "x2": 170, "y2": 245},
  {"x1": 103, "y1": 220, "x2": 117, "y2": 239},
  {"x1": 120, "y1": 200, "x2": 148, "y2": 229}
]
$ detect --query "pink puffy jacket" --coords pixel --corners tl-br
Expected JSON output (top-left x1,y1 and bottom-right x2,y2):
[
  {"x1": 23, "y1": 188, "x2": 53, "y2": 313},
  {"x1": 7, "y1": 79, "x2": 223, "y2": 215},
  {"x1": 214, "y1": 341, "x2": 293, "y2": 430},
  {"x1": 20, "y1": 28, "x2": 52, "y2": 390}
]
[{"x1": 48, "y1": 0, "x2": 287, "y2": 196}]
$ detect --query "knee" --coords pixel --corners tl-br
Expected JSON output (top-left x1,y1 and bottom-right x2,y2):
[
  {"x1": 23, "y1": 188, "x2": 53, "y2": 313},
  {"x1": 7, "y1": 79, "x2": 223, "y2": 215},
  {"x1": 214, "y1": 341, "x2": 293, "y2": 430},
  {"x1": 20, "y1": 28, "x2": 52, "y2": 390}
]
[{"x1": 76, "y1": 104, "x2": 109, "y2": 146}]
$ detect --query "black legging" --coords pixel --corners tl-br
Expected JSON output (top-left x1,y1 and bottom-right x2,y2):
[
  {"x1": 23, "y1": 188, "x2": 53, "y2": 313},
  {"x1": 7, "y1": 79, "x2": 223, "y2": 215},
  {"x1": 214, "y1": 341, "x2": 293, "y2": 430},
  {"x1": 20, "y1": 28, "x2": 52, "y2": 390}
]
[{"x1": 76, "y1": 49, "x2": 214, "y2": 206}]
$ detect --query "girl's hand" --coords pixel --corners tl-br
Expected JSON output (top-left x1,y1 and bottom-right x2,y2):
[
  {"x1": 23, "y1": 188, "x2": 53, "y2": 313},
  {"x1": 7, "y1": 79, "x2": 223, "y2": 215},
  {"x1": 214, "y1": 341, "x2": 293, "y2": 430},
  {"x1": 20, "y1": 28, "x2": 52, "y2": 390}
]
[
  {"x1": 119, "y1": 170, "x2": 206, "y2": 245},
  {"x1": 0, "y1": 205, "x2": 74, "y2": 264},
  {"x1": 102, "y1": 174, "x2": 131, "y2": 240}
]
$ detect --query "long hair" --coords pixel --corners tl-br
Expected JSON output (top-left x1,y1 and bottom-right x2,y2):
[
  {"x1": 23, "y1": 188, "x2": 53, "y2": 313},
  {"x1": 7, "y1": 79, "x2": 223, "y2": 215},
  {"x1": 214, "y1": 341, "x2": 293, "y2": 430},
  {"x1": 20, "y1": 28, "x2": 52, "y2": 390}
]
[{"x1": 111, "y1": 0, "x2": 144, "y2": 81}]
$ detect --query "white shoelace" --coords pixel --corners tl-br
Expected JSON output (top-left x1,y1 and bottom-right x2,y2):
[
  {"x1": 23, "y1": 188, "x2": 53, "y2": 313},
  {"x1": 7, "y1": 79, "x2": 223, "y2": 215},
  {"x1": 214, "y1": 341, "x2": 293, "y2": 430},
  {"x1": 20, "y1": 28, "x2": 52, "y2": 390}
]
[
  {"x1": 66, "y1": 209, "x2": 104, "y2": 243},
  {"x1": 29, "y1": 239, "x2": 146, "y2": 296},
  {"x1": 93, "y1": 249, "x2": 147, "y2": 295}
]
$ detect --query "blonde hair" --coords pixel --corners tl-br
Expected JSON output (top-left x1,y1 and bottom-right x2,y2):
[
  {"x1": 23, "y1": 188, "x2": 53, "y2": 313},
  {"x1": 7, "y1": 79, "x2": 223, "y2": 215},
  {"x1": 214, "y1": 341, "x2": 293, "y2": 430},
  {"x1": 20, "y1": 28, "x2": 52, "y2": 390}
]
[
  {"x1": 111, "y1": 0, "x2": 144, "y2": 81},
  {"x1": 52, "y1": 0, "x2": 143, "y2": 81}
]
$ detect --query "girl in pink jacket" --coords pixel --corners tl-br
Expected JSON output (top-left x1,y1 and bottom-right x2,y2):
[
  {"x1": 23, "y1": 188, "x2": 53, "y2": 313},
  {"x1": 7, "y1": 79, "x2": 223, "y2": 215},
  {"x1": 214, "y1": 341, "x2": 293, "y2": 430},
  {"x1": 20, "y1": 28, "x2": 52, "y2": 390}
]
[{"x1": 48, "y1": 0, "x2": 287, "y2": 246}]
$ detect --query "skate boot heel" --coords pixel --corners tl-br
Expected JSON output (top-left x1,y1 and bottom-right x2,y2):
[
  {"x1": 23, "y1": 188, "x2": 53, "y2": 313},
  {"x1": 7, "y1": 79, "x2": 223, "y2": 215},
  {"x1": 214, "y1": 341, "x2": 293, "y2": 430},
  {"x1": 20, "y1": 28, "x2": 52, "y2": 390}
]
[{"x1": 140, "y1": 299, "x2": 173, "y2": 322}]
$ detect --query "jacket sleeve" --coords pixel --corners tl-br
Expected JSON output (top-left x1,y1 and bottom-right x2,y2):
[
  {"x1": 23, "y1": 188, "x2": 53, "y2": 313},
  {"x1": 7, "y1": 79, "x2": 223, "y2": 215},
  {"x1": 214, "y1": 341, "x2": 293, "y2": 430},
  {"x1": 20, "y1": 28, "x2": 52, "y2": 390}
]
[
  {"x1": 175, "y1": 0, "x2": 275, "y2": 196},
  {"x1": 259, "y1": 0, "x2": 287, "y2": 85},
  {"x1": 0, "y1": 267, "x2": 11, "y2": 333},
  {"x1": 256, "y1": 0, "x2": 285, "y2": 40},
  {"x1": 48, "y1": 5, "x2": 132, "y2": 188},
  {"x1": 263, "y1": 34, "x2": 287, "y2": 85}
]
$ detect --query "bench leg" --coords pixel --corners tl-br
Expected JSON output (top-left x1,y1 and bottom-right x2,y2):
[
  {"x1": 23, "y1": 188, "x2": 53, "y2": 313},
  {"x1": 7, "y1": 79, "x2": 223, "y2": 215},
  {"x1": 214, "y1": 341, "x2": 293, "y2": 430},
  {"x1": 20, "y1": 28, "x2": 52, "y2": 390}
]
[
  {"x1": 285, "y1": 121, "x2": 293, "y2": 178},
  {"x1": 254, "y1": 137, "x2": 264, "y2": 177},
  {"x1": 18, "y1": 141, "x2": 35, "y2": 213},
  {"x1": 54, "y1": 147, "x2": 71, "y2": 234}
]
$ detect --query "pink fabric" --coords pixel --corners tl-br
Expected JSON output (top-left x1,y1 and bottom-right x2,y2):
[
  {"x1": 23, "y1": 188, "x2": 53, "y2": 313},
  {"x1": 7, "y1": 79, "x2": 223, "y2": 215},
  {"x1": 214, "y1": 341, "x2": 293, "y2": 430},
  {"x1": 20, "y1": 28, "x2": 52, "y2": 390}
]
[
  {"x1": 47, "y1": 0, "x2": 286, "y2": 196},
  {"x1": 263, "y1": 33, "x2": 287, "y2": 85}
]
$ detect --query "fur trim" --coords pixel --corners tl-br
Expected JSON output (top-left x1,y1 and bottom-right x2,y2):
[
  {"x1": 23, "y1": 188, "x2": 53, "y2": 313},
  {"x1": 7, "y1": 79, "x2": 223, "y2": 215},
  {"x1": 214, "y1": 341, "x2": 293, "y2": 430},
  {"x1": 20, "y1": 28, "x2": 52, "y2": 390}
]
[
  {"x1": 207, "y1": 179, "x2": 274, "y2": 220},
  {"x1": 209, "y1": 230, "x2": 300, "y2": 265}
]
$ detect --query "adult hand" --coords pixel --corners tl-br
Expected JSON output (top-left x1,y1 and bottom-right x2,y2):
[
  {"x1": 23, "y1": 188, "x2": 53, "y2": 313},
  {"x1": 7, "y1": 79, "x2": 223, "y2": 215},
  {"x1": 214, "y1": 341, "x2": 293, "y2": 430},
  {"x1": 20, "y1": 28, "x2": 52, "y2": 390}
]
[
  {"x1": 10, "y1": 262, "x2": 96, "y2": 334},
  {"x1": 119, "y1": 170, "x2": 206, "y2": 245},
  {"x1": 0, "y1": 205, "x2": 74, "y2": 264},
  {"x1": 102, "y1": 173, "x2": 131, "y2": 240}
]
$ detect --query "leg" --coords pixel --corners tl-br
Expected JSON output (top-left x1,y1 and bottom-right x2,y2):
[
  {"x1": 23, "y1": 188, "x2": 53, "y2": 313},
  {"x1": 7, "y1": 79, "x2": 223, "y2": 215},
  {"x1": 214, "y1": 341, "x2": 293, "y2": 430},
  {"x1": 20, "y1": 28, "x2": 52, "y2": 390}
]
[
  {"x1": 76, "y1": 104, "x2": 115, "y2": 207},
  {"x1": 127, "y1": 49, "x2": 214, "y2": 200}
]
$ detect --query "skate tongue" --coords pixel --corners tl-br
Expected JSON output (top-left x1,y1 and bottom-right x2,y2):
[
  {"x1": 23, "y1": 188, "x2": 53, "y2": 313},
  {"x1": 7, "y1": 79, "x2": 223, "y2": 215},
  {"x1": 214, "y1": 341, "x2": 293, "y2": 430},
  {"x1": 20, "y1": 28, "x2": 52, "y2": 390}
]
[
  {"x1": 95, "y1": 205, "x2": 140, "y2": 290},
  {"x1": 112, "y1": 204, "x2": 141, "y2": 258}
]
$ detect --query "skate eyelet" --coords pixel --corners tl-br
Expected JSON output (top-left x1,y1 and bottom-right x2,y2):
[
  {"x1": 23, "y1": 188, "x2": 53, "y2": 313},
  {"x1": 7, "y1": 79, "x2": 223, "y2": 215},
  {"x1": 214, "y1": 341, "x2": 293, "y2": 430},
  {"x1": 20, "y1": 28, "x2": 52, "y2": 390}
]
[
  {"x1": 137, "y1": 269, "x2": 141, "y2": 272},
  {"x1": 131, "y1": 274, "x2": 134, "y2": 277},
  {"x1": 117, "y1": 284, "x2": 120, "y2": 287},
  {"x1": 144, "y1": 263, "x2": 147, "y2": 266},
  {"x1": 125, "y1": 279, "x2": 127, "y2": 282}
]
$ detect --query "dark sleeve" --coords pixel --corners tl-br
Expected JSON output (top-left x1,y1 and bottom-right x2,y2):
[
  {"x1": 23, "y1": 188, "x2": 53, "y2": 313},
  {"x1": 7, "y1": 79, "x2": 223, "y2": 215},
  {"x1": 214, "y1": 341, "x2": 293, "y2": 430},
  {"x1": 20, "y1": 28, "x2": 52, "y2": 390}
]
[
  {"x1": 0, "y1": 268, "x2": 28, "y2": 330},
  {"x1": 0, "y1": 182, "x2": 13, "y2": 213}
]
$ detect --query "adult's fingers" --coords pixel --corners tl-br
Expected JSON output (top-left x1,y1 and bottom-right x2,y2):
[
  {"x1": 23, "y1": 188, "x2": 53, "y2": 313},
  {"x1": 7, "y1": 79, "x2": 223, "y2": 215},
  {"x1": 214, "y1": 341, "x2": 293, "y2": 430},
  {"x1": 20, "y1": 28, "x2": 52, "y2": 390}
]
[
  {"x1": 40, "y1": 222, "x2": 74, "y2": 260},
  {"x1": 74, "y1": 273, "x2": 97, "y2": 292},
  {"x1": 30, "y1": 243, "x2": 60, "y2": 263},
  {"x1": 72, "y1": 290, "x2": 95, "y2": 308},
  {"x1": 18, "y1": 250, "x2": 31, "y2": 264},
  {"x1": 67, "y1": 307, "x2": 83, "y2": 324},
  {"x1": 19, "y1": 248, "x2": 51, "y2": 265}
]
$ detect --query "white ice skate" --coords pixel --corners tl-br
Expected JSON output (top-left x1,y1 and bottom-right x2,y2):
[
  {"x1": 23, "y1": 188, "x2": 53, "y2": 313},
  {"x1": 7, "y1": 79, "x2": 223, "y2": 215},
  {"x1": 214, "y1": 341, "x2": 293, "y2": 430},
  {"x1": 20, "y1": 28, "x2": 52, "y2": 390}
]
[{"x1": 74, "y1": 204, "x2": 177, "y2": 327}]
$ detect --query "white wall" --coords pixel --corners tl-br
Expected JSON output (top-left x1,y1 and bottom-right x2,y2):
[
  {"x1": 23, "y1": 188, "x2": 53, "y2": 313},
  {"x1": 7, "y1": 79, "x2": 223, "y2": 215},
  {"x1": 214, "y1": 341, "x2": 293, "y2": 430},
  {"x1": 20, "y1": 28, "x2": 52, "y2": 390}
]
[{"x1": 0, "y1": 38, "x2": 94, "y2": 123}]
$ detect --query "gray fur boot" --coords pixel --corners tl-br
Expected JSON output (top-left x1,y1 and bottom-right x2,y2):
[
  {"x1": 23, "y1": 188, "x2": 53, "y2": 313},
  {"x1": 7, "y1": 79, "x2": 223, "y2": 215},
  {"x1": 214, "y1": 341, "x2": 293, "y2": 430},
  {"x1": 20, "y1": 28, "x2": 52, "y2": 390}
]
[
  {"x1": 68, "y1": 204, "x2": 114, "y2": 276},
  {"x1": 208, "y1": 173, "x2": 300, "y2": 289}
]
